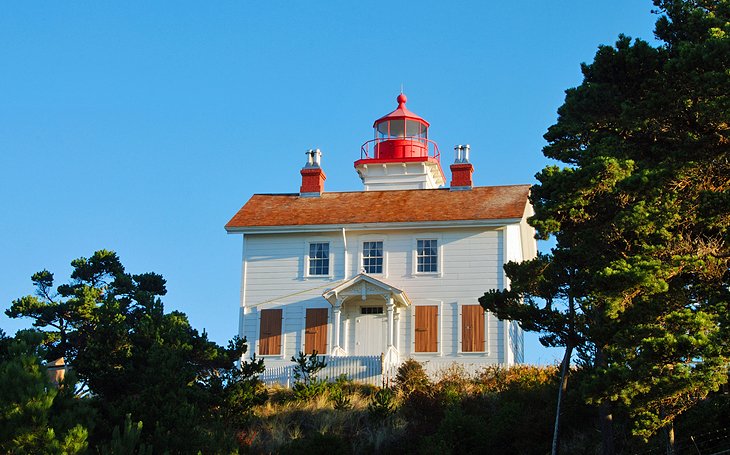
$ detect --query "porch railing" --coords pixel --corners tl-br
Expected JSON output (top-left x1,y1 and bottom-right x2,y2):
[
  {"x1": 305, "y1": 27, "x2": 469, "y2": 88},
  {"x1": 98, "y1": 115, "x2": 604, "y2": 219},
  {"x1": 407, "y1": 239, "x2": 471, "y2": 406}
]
[
  {"x1": 259, "y1": 355, "x2": 395, "y2": 387},
  {"x1": 258, "y1": 355, "x2": 509, "y2": 388}
]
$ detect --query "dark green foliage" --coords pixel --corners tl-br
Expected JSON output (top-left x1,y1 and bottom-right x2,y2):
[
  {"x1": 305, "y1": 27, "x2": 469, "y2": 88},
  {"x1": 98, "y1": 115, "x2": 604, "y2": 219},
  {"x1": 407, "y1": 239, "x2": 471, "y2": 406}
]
[
  {"x1": 396, "y1": 365, "x2": 567, "y2": 455},
  {"x1": 99, "y1": 414, "x2": 152, "y2": 455},
  {"x1": 6, "y1": 250, "x2": 267, "y2": 454},
  {"x1": 481, "y1": 0, "x2": 730, "y2": 446},
  {"x1": 0, "y1": 331, "x2": 89, "y2": 454},
  {"x1": 213, "y1": 341, "x2": 267, "y2": 428},
  {"x1": 291, "y1": 351, "x2": 328, "y2": 401},
  {"x1": 367, "y1": 387, "x2": 397, "y2": 422},
  {"x1": 291, "y1": 350, "x2": 326, "y2": 385},
  {"x1": 279, "y1": 432, "x2": 351, "y2": 455},
  {"x1": 330, "y1": 388, "x2": 352, "y2": 410},
  {"x1": 241, "y1": 365, "x2": 730, "y2": 454},
  {"x1": 329, "y1": 378, "x2": 354, "y2": 410}
]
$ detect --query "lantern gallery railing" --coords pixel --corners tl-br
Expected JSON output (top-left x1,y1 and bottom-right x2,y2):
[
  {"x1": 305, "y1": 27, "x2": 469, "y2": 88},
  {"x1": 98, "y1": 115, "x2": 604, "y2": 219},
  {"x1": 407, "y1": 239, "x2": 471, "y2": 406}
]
[{"x1": 359, "y1": 137, "x2": 441, "y2": 161}]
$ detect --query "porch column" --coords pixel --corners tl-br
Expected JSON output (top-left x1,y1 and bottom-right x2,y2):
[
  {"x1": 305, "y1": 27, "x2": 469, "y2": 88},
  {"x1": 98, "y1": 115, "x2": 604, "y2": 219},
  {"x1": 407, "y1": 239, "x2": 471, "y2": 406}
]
[
  {"x1": 333, "y1": 300, "x2": 342, "y2": 349},
  {"x1": 333, "y1": 298, "x2": 342, "y2": 353},
  {"x1": 386, "y1": 296, "x2": 395, "y2": 348}
]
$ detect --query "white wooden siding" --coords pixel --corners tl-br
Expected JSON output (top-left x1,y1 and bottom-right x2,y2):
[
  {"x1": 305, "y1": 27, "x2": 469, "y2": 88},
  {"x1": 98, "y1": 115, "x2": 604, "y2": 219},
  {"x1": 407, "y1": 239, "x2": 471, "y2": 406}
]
[{"x1": 238, "y1": 226, "x2": 524, "y2": 370}]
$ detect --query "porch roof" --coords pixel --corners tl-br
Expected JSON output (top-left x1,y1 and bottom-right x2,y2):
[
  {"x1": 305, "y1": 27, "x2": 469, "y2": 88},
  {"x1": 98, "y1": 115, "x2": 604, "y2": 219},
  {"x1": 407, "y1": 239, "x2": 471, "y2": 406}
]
[{"x1": 322, "y1": 273, "x2": 411, "y2": 307}]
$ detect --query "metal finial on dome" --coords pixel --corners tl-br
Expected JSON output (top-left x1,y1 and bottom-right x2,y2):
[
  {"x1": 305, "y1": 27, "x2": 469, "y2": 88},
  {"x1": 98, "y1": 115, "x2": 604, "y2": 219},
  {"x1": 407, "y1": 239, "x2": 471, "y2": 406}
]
[{"x1": 397, "y1": 93, "x2": 407, "y2": 106}]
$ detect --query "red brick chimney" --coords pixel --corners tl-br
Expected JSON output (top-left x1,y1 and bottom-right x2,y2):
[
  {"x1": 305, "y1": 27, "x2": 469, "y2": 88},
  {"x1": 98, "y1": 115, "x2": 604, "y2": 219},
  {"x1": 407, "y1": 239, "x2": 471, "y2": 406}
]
[
  {"x1": 450, "y1": 144, "x2": 474, "y2": 190},
  {"x1": 300, "y1": 149, "x2": 326, "y2": 196}
]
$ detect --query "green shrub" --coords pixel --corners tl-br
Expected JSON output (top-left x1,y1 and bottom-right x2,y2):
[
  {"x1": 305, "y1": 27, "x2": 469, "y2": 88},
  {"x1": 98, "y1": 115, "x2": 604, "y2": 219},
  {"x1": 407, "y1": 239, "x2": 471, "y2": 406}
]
[
  {"x1": 394, "y1": 358, "x2": 430, "y2": 397},
  {"x1": 291, "y1": 351, "x2": 328, "y2": 401},
  {"x1": 292, "y1": 378, "x2": 329, "y2": 401},
  {"x1": 367, "y1": 387, "x2": 397, "y2": 422},
  {"x1": 334, "y1": 373, "x2": 356, "y2": 394},
  {"x1": 291, "y1": 351, "x2": 326, "y2": 385},
  {"x1": 99, "y1": 414, "x2": 153, "y2": 455},
  {"x1": 401, "y1": 388, "x2": 446, "y2": 435},
  {"x1": 279, "y1": 432, "x2": 351, "y2": 455},
  {"x1": 418, "y1": 404, "x2": 487, "y2": 454},
  {"x1": 330, "y1": 385, "x2": 352, "y2": 410}
]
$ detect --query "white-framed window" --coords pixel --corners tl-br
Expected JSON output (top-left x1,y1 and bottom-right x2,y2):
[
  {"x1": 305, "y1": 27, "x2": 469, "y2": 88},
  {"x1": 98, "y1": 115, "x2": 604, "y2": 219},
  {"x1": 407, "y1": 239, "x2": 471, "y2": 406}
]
[
  {"x1": 416, "y1": 239, "x2": 438, "y2": 273},
  {"x1": 362, "y1": 241, "x2": 384, "y2": 274},
  {"x1": 307, "y1": 242, "x2": 330, "y2": 276}
]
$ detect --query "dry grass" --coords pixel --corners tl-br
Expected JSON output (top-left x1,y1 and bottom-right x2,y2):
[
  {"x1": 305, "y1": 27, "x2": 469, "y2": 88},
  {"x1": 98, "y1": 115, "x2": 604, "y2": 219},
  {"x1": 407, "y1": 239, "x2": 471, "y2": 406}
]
[
  {"x1": 241, "y1": 364, "x2": 560, "y2": 453},
  {"x1": 243, "y1": 385, "x2": 405, "y2": 454}
]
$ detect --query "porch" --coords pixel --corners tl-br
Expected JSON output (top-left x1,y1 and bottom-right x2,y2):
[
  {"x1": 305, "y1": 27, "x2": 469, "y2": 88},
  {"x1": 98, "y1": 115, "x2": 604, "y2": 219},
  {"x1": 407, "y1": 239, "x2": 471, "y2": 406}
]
[{"x1": 322, "y1": 273, "x2": 410, "y2": 366}]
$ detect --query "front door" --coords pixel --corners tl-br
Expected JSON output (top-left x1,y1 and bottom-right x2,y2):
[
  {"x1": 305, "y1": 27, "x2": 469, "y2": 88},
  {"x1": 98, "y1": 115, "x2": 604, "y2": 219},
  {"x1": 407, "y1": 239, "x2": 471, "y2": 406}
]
[{"x1": 354, "y1": 306, "x2": 387, "y2": 356}]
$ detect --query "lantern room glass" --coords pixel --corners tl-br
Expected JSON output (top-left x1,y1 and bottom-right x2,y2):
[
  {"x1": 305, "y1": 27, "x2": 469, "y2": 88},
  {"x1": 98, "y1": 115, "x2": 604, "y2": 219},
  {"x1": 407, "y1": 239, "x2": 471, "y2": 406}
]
[{"x1": 375, "y1": 119, "x2": 428, "y2": 141}]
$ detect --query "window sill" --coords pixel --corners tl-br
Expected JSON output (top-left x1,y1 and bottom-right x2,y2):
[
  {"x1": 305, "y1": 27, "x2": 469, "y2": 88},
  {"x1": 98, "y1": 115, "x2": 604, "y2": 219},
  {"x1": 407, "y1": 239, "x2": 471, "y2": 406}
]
[
  {"x1": 363, "y1": 272, "x2": 385, "y2": 277},
  {"x1": 303, "y1": 274, "x2": 334, "y2": 280}
]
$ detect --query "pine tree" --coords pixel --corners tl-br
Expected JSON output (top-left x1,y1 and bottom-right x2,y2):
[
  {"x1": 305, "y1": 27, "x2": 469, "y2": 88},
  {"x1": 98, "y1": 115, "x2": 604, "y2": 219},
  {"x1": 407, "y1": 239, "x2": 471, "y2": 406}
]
[{"x1": 482, "y1": 1, "x2": 730, "y2": 452}]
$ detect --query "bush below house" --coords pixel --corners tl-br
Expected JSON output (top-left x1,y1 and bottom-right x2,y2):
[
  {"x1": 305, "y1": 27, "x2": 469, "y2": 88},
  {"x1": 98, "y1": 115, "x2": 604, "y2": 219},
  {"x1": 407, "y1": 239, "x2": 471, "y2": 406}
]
[{"x1": 238, "y1": 360, "x2": 730, "y2": 455}]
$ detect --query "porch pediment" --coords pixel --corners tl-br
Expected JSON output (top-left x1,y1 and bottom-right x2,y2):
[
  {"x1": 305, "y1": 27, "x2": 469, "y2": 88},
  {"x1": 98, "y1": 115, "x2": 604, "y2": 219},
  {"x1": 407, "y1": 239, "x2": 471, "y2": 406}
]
[{"x1": 322, "y1": 273, "x2": 411, "y2": 307}]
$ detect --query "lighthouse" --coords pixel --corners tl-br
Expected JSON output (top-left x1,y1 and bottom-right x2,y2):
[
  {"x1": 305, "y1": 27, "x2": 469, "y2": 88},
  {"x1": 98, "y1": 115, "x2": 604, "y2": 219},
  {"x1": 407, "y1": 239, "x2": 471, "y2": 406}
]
[
  {"x1": 354, "y1": 93, "x2": 446, "y2": 191},
  {"x1": 225, "y1": 93, "x2": 537, "y2": 385}
]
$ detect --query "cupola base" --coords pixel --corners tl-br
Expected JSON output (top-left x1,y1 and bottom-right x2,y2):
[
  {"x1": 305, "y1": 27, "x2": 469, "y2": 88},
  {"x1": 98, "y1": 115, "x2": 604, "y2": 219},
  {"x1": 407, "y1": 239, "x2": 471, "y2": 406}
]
[{"x1": 354, "y1": 159, "x2": 445, "y2": 191}]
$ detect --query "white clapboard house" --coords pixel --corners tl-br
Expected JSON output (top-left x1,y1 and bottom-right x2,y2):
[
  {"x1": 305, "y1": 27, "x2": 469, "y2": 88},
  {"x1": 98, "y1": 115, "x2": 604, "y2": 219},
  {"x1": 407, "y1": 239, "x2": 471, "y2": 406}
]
[{"x1": 226, "y1": 94, "x2": 536, "y2": 384}]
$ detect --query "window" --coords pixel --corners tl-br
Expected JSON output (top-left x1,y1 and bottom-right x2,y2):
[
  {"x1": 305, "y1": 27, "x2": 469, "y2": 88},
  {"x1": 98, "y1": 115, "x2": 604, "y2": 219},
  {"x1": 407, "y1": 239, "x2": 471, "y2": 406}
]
[
  {"x1": 415, "y1": 306, "x2": 438, "y2": 352},
  {"x1": 308, "y1": 242, "x2": 330, "y2": 276},
  {"x1": 362, "y1": 241, "x2": 383, "y2": 274},
  {"x1": 304, "y1": 308, "x2": 328, "y2": 355},
  {"x1": 416, "y1": 239, "x2": 438, "y2": 273},
  {"x1": 461, "y1": 305, "x2": 485, "y2": 353},
  {"x1": 259, "y1": 309, "x2": 282, "y2": 355},
  {"x1": 361, "y1": 306, "x2": 384, "y2": 315}
]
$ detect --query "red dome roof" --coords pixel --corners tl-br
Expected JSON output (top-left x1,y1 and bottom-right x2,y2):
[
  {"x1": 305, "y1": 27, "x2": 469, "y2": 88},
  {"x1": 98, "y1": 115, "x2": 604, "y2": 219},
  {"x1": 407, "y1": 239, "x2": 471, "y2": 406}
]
[{"x1": 373, "y1": 93, "x2": 430, "y2": 127}]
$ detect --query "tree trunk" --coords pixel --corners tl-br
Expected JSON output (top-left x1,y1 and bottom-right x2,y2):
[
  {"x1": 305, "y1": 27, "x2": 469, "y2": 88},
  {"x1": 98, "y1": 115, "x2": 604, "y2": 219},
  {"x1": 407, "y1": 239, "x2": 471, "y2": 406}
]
[
  {"x1": 664, "y1": 419, "x2": 675, "y2": 455},
  {"x1": 595, "y1": 347, "x2": 615, "y2": 455},
  {"x1": 599, "y1": 402, "x2": 615, "y2": 455},
  {"x1": 551, "y1": 342, "x2": 573, "y2": 455}
]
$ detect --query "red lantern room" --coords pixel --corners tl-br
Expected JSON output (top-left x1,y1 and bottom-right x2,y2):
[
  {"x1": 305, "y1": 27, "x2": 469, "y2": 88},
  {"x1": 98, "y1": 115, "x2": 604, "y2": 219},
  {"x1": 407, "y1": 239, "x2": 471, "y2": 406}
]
[{"x1": 355, "y1": 94, "x2": 445, "y2": 191}]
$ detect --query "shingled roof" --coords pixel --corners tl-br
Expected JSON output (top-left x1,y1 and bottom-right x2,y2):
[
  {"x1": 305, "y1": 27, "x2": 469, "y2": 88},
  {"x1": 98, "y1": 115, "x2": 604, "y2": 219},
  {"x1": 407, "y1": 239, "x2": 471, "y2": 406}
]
[{"x1": 225, "y1": 185, "x2": 531, "y2": 231}]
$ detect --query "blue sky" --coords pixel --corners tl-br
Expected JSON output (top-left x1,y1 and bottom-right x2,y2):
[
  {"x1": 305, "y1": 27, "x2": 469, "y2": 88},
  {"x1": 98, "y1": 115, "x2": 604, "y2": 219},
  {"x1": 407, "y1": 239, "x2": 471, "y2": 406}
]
[{"x1": 1, "y1": 1, "x2": 659, "y2": 364}]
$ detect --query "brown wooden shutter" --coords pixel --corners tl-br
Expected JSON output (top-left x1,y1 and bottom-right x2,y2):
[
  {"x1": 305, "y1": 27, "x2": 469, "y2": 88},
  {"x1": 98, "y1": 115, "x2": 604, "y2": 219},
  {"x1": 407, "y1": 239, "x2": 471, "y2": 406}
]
[
  {"x1": 415, "y1": 305, "x2": 438, "y2": 352},
  {"x1": 259, "y1": 309, "x2": 282, "y2": 355},
  {"x1": 462, "y1": 305, "x2": 485, "y2": 352},
  {"x1": 304, "y1": 308, "x2": 328, "y2": 355}
]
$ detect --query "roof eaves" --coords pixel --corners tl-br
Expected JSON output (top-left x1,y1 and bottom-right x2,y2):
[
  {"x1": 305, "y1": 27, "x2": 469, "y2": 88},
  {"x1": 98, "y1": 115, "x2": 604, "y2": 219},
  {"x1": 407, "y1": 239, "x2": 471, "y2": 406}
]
[{"x1": 225, "y1": 218, "x2": 524, "y2": 235}]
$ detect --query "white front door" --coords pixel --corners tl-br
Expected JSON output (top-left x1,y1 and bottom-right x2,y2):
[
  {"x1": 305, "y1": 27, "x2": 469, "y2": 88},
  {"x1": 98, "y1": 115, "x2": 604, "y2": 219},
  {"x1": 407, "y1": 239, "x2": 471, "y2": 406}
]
[{"x1": 354, "y1": 306, "x2": 387, "y2": 356}]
